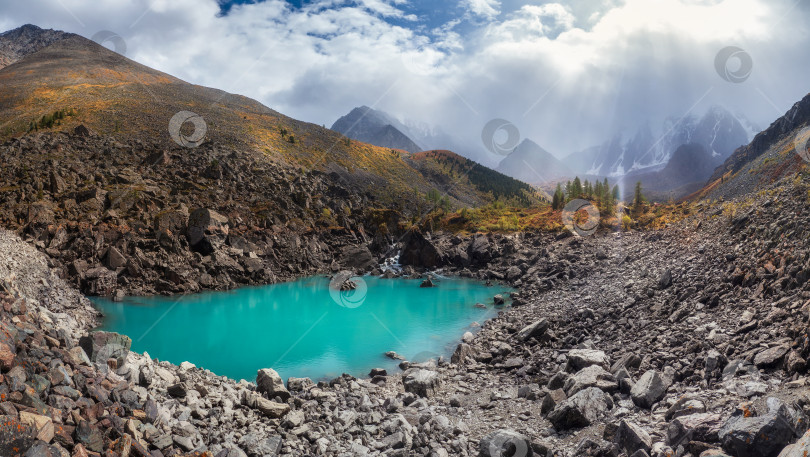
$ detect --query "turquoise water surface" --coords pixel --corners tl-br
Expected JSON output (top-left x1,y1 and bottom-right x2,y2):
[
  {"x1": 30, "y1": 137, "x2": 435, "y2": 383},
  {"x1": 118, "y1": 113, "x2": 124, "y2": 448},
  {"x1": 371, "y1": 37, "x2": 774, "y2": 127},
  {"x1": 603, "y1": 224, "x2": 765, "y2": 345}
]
[{"x1": 91, "y1": 275, "x2": 511, "y2": 382}]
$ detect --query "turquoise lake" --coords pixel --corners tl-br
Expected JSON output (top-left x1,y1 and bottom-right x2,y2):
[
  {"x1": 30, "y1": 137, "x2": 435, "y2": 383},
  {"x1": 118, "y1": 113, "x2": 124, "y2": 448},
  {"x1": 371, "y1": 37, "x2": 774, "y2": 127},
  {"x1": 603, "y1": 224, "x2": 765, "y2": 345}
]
[{"x1": 91, "y1": 275, "x2": 511, "y2": 382}]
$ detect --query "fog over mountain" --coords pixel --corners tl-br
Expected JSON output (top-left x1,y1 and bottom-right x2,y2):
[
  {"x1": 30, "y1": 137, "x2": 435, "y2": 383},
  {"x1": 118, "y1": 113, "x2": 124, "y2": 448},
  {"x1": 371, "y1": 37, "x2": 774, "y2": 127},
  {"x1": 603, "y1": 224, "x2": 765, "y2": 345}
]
[{"x1": 2, "y1": 0, "x2": 809, "y2": 166}]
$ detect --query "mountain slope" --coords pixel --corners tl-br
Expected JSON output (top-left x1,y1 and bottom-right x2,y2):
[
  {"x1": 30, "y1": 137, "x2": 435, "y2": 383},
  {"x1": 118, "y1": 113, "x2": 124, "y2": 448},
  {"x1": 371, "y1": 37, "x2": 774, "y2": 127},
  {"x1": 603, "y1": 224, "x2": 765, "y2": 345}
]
[
  {"x1": 0, "y1": 29, "x2": 527, "y2": 211},
  {"x1": 410, "y1": 150, "x2": 541, "y2": 206},
  {"x1": 696, "y1": 92, "x2": 810, "y2": 201},
  {"x1": 495, "y1": 139, "x2": 573, "y2": 185},
  {"x1": 618, "y1": 143, "x2": 717, "y2": 201},
  {"x1": 0, "y1": 25, "x2": 541, "y2": 297},
  {"x1": 331, "y1": 106, "x2": 422, "y2": 153},
  {"x1": 0, "y1": 24, "x2": 73, "y2": 69}
]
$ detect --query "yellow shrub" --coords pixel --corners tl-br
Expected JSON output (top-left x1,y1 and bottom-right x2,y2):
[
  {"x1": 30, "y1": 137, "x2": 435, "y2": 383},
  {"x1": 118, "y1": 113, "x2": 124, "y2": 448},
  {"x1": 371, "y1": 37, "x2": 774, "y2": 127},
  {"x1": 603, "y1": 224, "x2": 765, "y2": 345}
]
[{"x1": 621, "y1": 214, "x2": 632, "y2": 231}]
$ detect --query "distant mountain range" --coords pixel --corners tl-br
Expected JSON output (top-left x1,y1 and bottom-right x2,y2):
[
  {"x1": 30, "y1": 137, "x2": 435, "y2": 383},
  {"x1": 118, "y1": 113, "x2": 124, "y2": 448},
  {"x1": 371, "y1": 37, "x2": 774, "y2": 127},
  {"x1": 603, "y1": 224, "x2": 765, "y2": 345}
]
[
  {"x1": 566, "y1": 106, "x2": 756, "y2": 179},
  {"x1": 332, "y1": 103, "x2": 760, "y2": 199}
]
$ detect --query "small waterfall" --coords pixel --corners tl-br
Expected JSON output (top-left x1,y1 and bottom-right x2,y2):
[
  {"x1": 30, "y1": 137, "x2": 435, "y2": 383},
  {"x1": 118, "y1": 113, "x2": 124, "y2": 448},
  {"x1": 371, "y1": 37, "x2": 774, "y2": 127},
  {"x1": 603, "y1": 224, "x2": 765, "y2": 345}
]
[{"x1": 379, "y1": 245, "x2": 402, "y2": 273}]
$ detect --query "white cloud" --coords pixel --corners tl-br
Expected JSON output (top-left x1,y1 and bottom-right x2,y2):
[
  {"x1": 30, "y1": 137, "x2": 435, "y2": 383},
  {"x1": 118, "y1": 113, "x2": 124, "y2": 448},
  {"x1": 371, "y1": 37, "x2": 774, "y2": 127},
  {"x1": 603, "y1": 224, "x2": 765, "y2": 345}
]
[
  {"x1": 357, "y1": 0, "x2": 412, "y2": 18},
  {"x1": 485, "y1": 4, "x2": 575, "y2": 41},
  {"x1": 1, "y1": 0, "x2": 807, "y2": 163},
  {"x1": 462, "y1": 0, "x2": 501, "y2": 20}
]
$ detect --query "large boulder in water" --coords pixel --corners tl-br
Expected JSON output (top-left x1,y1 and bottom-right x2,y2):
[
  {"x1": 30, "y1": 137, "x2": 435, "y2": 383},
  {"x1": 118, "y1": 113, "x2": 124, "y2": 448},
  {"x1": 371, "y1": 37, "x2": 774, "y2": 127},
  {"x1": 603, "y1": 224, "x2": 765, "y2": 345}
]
[{"x1": 399, "y1": 229, "x2": 446, "y2": 269}]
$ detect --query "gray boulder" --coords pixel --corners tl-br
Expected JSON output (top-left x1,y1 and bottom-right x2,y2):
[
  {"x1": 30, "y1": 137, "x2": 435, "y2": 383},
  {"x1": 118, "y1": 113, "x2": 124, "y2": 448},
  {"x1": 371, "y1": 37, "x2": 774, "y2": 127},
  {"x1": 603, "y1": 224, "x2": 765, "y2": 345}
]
[
  {"x1": 753, "y1": 345, "x2": 789, "y2": 369},
  {"x1": 403, "y1": 368, "x2": 440, "y2": 397},
  {"x1": 78, "y1": 331, "x2": 131, "y2": 367},
  {"x1": 779, "y1": 428, "x2": 810, "y2": 457},
  {"x1": 256, "y1": 368, "x2": 291, "y2": 401},
  {"x1": 516, "y1": 319, "x2": 549, "y2": 342},
  {"x1": 451, "y1": 343, "x2": 475, "y2": 364},
  {"x1": 614, "y1": 420, "x2": 652, "y2": 456},
  {"x1": 666, "y1": 397, "x2": 707, "y2": 421},
  {"x1": 659, "y1": 269, "x2": 673, "y2": 289},
  {"x1": 479, "y1": 429, "x2": 533, "y2": 457},
  {"x1": 242, "y1": 391, "x2": 290, "y2": 418},
  {"x1": 547, "y1": 387, "x2": 613, "y2": 430},
  {"x1": 238, "y1": 432, "x2": 282, "y2": 457},
  {"x1": 286, "y1": 377, "x2": 314, "y2": 392},
  {"x1": 719, "y1": 397, "x2": 808, "y2": 457},
  {"x1": 187, "y1": 208, "x2": 229, "y2": 254},
  {"x1": 667, "y1": 413, "x2": 724, "y2": 449},
  {"x1": 340, "y1": 245, "x2": 376, "y2": 271},
  {"x1": 566, "y1": 349, "x2": 610, "y2": 371},
  {"x1": 631, "y1": 370, "x2": 669, "y2": 408},
  {"x1": 564, "y1": 365, "x2": 619, "y2": 396},
  {"x1": 104, "y1": 246, "x2": 127, "y2": 269},
  {"x1": 399, "y1": 229, "x2": 446, "y2": 268}
]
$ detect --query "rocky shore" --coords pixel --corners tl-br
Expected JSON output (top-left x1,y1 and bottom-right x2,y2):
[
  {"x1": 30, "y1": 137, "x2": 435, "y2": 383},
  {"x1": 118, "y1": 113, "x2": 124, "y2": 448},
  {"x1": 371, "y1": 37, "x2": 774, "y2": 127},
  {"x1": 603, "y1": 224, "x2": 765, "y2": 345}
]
[
  {"x1": 0, "y1": 129, "x2": 390, "y2": 298},
  {"x1": 3, "y1": 173, "x2": 810, "y2": 457}
]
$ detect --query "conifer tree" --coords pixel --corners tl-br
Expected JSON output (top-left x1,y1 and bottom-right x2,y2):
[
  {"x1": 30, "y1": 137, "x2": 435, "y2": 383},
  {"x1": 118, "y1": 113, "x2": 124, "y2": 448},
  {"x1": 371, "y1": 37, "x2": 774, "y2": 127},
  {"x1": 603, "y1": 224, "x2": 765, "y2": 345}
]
[
  {"x1": 552, "y1": 183, "x2": 564, "y2": 210},
  {"x1": 572, "y1": 177, "x2": 583, "y2": 199},
  {"x1": 633, "y1": 181, "x2": 645, "y2": 213}
]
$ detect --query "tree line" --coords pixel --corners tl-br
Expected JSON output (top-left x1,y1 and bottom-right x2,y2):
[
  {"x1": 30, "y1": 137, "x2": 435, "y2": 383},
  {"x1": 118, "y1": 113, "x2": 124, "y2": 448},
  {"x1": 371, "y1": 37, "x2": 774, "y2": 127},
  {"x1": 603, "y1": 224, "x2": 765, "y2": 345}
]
[
  {"x1": 551, "y1": 177, "x2": 646, "y2": 215},
  {"x1": 27, "y1": 108, "x2": 76, "y2": 132}
]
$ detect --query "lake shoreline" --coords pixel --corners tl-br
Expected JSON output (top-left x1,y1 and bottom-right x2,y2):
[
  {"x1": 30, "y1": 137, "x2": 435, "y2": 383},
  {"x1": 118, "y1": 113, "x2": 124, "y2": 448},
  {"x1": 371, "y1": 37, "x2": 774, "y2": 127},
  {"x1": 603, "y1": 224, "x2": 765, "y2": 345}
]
[
  {"x1": 90, "y1": 274, "x2": 514, "y2": 383},
  {"x1": 6, "y1": 184, "x2": 810, "y2": 456}
]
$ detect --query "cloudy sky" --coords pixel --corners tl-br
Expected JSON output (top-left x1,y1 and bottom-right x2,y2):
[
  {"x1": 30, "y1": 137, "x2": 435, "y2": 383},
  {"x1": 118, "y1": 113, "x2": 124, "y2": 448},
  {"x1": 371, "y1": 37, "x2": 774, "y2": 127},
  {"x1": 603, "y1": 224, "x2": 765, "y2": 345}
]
[{"x1": 2, "y1": 0, "x2": 809, "y2": 165}]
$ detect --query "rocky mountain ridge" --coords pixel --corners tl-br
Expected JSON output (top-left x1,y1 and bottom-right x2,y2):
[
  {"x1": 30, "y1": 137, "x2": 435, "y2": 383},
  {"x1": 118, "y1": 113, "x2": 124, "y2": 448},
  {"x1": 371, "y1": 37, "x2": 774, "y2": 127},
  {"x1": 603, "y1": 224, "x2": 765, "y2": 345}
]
[
  {"x1": 495, "y1": 139, "x2": 573, "y2": 186},
  {"x1": 708, "y1": 93, "x2": 810, "y2": 186},
  {"x1": 0, "y1": 24, "x2": 73, "y2": 70},
  {"x1": 331, "y1": 106, "x2": 422, "y2": 153}
]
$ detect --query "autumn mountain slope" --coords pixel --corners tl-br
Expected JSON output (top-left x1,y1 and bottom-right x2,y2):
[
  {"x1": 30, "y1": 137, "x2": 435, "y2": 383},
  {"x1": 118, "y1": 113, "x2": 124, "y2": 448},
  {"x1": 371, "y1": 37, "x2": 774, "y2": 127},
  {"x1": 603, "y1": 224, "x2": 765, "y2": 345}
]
[
  {"x1": 0, "y1": 24, "x2": 541, "y2": 296},
  {"x1": 0, "y1": 26, "x2": 536, "y2": 210}
]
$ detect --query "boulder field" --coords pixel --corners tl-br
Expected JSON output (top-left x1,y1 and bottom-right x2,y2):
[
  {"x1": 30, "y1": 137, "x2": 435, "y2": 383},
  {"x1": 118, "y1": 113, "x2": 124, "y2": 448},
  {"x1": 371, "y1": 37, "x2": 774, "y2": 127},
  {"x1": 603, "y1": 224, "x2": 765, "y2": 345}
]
[{"x1": 2, "y1": 174, "x2": 810, "y2": 456}]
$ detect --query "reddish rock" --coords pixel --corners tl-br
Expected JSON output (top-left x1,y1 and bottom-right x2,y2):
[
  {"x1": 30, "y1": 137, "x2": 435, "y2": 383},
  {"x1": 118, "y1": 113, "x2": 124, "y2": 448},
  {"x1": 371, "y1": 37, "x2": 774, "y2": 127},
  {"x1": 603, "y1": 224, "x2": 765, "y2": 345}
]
[{"x1": 0, "y1": 341, "x2": 14, "y2": 370}]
